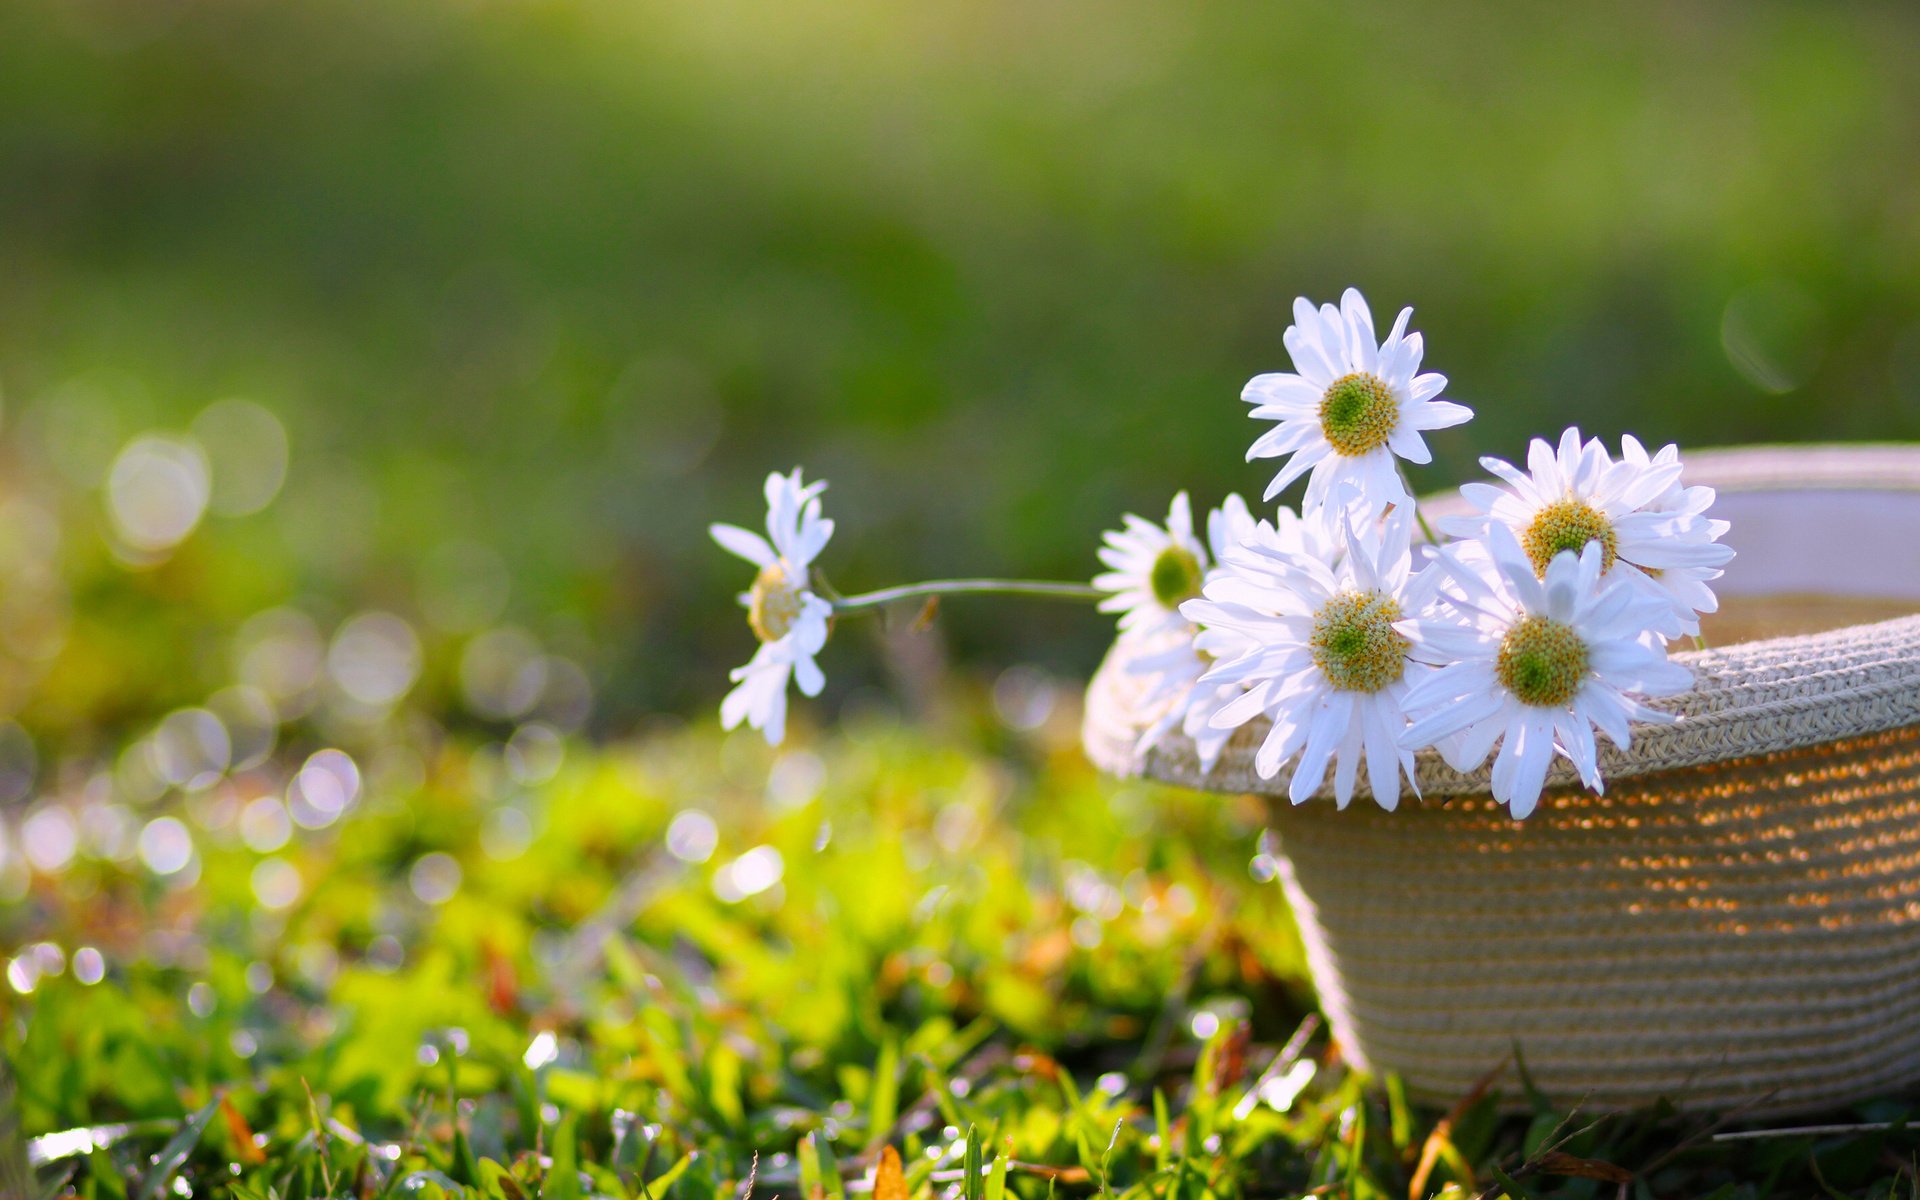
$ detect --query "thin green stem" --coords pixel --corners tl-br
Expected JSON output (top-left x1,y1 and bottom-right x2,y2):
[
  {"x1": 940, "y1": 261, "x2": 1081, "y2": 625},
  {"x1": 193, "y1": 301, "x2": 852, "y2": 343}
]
[
  {"x1": 828, "y1": 578, "x2": 1105, "y2": 615},
  {"x1": 1412, "y1": 505, "x2": 1439, "y2": 546},
  {"x1": 1395, "y1": 463, "x2": 1442, "y2": 546}
]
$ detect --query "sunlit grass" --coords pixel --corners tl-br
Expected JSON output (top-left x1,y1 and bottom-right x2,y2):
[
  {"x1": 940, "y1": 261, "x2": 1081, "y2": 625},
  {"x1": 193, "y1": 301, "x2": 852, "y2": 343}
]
[{"x1": 9, "y1": 712, "x2": 1920, "y2": 1197}]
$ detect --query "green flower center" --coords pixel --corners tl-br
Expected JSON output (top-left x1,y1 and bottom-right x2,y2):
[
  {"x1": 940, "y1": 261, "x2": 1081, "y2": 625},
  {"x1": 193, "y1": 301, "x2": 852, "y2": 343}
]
[
  {"x1": 1149, "y1": 545, "x2": 1204, "y2": 609},
  {"x1": 1318, "y1": 372, "x2": 1399, "y2": 456},
  {"x1": 1496, "y1": 615, "x2": 1589, "y2": 707},
  {"x1": 1521, "y1": 498, "x2": 1617, "y2": 577},
  {"x1": 1310, "y1": 590, "x2": 1409, "y2": 693},
  {"x1": 748, "y1": 562, "x2": 806, "y2": 643}
]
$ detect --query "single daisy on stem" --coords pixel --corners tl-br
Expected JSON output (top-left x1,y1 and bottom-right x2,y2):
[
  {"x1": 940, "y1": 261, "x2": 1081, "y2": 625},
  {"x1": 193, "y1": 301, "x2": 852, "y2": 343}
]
[
  {"x1": 1181, "y1": 498, "x2": 1426, "y2": 810},
  {"x1": 1244, "y1": 287, "x2": 1471, "y2": 515},
  {"x1": 1401, "y1": 524, "x2": 1693, "y2": 819},
  {"x1": 709, "y1": 468, "x2": 837, "y2": 745},
  {"x1": 712, "y1": 468, "x2": 1108, "y2": 744},
  {"x1": 1439, "y1": 427, "x2": 1734, "y2": 638}
]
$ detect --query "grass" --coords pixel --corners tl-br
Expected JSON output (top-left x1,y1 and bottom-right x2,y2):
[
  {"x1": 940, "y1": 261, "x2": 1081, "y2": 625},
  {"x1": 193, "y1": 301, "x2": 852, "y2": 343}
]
[{"x1": 8, "y1": 705, "x2": 1920, "y2": 1199}]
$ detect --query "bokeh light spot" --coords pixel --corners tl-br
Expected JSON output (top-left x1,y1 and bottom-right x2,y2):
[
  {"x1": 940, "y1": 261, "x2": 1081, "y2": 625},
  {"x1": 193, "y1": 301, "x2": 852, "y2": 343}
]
[
  {"x1": 239, "y1": 796, "x2": 293, "y2": 853},
  {"x1": 329, "y1": 613, "x2": 422, "y2": 708},
  {"x1": 289, "y1": 749, "x2": 360, "y2": 829},
  {"x1": 409, "y1": 852, "x2": 462, "y2": 905},
  {"x1": 106, "y1": 434, "x2": 211, "y2": 555},
  {"x1": 234, "y1": 607, "x2": 327, "y2": 713},
  {"x1": 72, "y1": 946, "x2": 106, "y2": 986},
  {"x1": 505, "y1": 723, "x2": 563, "y2": 785},
  {"x1": 251, "y1": 858, "x2": 303, "y2": 910},
  {"x1": 151, "y1": 708, "x2": 231, "y2": 790},
  {"x1": 460, "y1": 627, "x2": 546, "y2": 721},
  {"x1": 665, "y1": 810, "x2": 718, "y2": 864},
  {"x1": 993, "y1": 666, "x2": 1057, "y2": 732},
  {"x1": 481, "y1": 806, "x2": 534, "y2": 861},
  {"x1": 767, "y1": 750, "x2": 825, "y2": 810},
  {"x1": 712, "y1": 845, "x2": 783, "y2": 902},
  {"x1": 22, "y1": 807, "x2": 77, "y2": 873},
  {"x1": 191, "y1": 398, "x2": 290, "y2": 517},
  {"x1": 138, "y1": 817, "x2": 194, "y2": 875}
]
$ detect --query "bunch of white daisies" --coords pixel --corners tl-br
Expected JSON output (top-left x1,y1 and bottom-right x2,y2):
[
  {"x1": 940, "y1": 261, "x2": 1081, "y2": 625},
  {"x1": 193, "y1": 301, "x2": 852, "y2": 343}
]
[{"x1": 711, "y1": 288, "x2": 1733, "y2": 819}]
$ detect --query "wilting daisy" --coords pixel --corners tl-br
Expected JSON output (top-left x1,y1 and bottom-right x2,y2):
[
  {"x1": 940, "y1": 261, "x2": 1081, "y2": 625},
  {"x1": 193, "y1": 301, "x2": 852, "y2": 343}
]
[
  {"x1": 1181, "y1": 501, "x2": 1425, "y2": 810},
  {"x1": 709, "y1": 468, "x2": 836, "y2": 745},
  {"x1": 1438, "y1": 427, "x2": 1734, "y2": 638},
  {"x1": 1402, "y1": 525, "x2": 1692, "y2": 819},
  {"x1": 1127, "y1": 494, "x2": 1261, "y2": 773},
  {"x1": 1244, "y1": 287, "x2": 1472, "y2": 513},
  {"x1": 1094, "y1": 492, "x2": 1210, "y2": 638}
]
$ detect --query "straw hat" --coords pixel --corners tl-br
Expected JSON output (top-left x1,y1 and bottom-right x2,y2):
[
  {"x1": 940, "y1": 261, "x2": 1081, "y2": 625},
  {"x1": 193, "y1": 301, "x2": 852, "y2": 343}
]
[{"x1": 1084, "y1": 444, "x2": 1920, "y2": 1115}]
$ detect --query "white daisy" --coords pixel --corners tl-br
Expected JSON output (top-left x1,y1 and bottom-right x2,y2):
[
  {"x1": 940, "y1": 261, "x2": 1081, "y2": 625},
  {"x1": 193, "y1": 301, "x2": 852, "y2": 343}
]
[
  {"x1": 1401, "y1": 524, "x2": 1693, "y2": 819},
  {"x1": 709, "y1": 468, "x2": 836, "y2": 745},
  {"x1": 1180, "y1": 500, "x2": 1425, "y2": 810},
  {"x1": 1094, "y1": 492, "x2": 1209, "y2": 639},
  {"x1": 1127, "y1": 631, "x2": 1246, "y2": 774},
  {"x1": 1437, "y1": 427, "x2": 1735, "y2": 638},
  {"x1": 1618, "y1": 434, "x2": 1734, "y2": 632},
  {"x1": 1128, "y1": 494, "x2": 1262, "y2": 773},
  {"x1": 1243, "y1": 287, "x2": 1472, "y2": 514}
]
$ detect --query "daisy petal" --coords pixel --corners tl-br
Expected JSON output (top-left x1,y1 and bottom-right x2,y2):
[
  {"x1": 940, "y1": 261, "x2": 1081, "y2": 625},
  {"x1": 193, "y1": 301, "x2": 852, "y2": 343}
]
[{"x1": 710, "y1": 523, "x2": 776, "y2": 568}]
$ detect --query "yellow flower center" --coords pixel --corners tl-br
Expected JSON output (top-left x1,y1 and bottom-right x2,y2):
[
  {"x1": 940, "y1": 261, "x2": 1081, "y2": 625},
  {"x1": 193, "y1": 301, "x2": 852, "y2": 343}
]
[
  {"x1": 748, "y1": 562, "x2": 806, "y2": 643},
  {"x1": 1496, "y1": 615, "x2": 1589, "y2": 707},
  {"x1": 1318, "y1": 372, "x2": 1399, "y2": 456},
  {"x1": 1149, "y1": 545, "x2": 1204, "y2": 609},
  {"x1": 1310, "y1": 590, "x2": 1409, "y2": 693},
  {"x1": 1521, "y1": 498, "x2": 1617, "y2": 576}
]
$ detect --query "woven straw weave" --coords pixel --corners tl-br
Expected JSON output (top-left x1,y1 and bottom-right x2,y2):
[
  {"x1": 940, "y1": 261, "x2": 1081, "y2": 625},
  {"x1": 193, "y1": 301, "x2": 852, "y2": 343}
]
[{"x1": 1083, "y1": 445, "x2": 1920, "y2": 1114}]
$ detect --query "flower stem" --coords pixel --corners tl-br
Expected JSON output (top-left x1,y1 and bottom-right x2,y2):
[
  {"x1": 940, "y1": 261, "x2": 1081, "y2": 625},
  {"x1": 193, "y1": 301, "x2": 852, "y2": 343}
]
[
  {"x1": 829, "y1": 579, "x2": 1106, "y2": 614},
  {"x1": 1412, "y1": 505, "x2": 1439, "y2": 546},
  {"x1": 1395, "y1": 463, "x2": 1442, "y2": 545}
]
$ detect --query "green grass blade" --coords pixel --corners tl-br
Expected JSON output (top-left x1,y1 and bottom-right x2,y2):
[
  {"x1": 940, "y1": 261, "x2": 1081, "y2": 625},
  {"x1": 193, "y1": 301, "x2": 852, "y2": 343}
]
[
  {"x1": 545, "y1": 1115, "x2": 582, "y2": 1200},
  {"x1": 982, "y1": 1141, "x2": 1009, "y2": 1200},
  {"x1": 868, "y1": 1037, "x2": 900, "y2": 1149},
  {"x1": 137, "y1": 1098, "x2": 222, "y2": 1200}
]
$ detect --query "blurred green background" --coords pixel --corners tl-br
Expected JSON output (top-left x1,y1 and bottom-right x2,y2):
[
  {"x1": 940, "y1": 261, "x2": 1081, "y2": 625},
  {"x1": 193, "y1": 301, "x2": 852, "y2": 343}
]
[
  {"x1": 6, "y1": 2, "x2": 1920, "y2": 1188},
  {"x1": 2, "y1": 0, "x2": 1918, "y2": 735}
]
